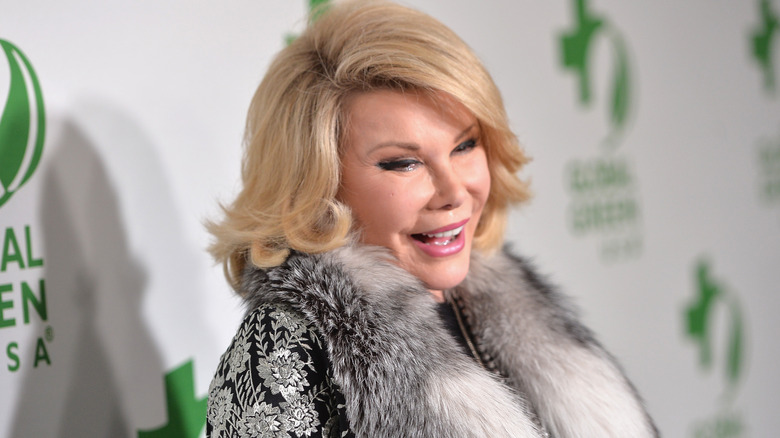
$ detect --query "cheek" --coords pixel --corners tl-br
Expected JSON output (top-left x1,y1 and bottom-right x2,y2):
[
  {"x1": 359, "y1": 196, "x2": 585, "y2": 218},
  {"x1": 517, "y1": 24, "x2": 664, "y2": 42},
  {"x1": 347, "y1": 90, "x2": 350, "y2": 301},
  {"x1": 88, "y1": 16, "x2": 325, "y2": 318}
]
[
  {"x1": 373, "y1": 181, "x2": 429, "y2": 223},
  {"x1": 347, "y1": 178, "x2": 425, "y2": 242},
  {"x1": 477, "y1": 169, "x2": 491, "y2": 206},
  {"x1": 465, "y1": 153, "x2": 492, "y2": 207}
]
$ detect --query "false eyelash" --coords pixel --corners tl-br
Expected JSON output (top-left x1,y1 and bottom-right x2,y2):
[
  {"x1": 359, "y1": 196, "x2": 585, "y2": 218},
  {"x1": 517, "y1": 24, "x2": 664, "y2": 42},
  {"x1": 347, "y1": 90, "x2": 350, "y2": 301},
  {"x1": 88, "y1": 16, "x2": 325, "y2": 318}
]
[
  {"x1": 377, "y1": 158, "x2": 421, "y2": 172},
  {"x1": 454, "y1": 138, "x2": 478, "y2": 153}
]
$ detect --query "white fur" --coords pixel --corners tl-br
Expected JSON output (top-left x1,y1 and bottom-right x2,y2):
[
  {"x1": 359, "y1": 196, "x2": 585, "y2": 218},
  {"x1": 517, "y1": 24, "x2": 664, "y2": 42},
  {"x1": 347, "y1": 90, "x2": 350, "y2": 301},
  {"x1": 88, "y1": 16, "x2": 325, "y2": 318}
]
[{"x1": 427, "y1": 369, "x2": 542, "y2": 437}]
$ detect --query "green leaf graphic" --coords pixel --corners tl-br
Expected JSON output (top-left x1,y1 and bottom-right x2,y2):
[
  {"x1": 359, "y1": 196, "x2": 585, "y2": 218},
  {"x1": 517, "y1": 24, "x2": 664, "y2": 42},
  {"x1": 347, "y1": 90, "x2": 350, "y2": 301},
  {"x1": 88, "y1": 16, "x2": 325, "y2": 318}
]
[
  {"x1": 751, "y1": 0, "x2": 778, "y2": 91},
  {"x1": 610, "y1": 37, "x2": 630, "y2": 130},
  {"x1": 0, "y1": 42, "x2": 31, "y2": 192},
  {"x1": 727, "y1": 300, "x2": 744, "y2": 386},
  {"x1": 137, "y1": 360, "x2": 207, "y2": 438},
  {"x1": 0, "y1": 39, "x2": 45, "y2": 208}
]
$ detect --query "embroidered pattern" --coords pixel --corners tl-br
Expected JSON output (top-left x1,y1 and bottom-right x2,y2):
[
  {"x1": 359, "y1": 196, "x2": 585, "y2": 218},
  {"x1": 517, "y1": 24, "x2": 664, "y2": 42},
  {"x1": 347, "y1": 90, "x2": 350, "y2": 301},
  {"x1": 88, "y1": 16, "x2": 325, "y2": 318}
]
[{"x1": 207, "y1": 303, "x2": 352, "y2": 437}]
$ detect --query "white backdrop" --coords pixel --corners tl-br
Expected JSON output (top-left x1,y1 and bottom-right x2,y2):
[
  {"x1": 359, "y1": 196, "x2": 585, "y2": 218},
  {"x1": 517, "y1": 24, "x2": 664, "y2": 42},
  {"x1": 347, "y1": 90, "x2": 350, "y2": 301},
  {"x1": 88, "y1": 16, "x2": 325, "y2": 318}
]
[{"x1": 1, "y1": 1, "x2": 778, "y2": 437}]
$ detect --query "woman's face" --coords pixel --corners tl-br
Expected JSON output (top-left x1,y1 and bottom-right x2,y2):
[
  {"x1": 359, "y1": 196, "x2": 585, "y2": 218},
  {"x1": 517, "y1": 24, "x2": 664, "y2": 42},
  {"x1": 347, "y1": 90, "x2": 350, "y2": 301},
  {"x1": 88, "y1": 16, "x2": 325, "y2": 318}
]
[{"x1": 339, "y1": 89, "x2": 491, "y2": 296}]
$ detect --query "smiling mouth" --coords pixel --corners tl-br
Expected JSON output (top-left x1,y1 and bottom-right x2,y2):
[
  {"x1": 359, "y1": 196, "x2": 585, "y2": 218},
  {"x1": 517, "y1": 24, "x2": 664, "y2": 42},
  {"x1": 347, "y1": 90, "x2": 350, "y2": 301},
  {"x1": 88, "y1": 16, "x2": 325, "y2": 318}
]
[{"x1": 412, "y1": 225, "x2": 465, "y2": 246}]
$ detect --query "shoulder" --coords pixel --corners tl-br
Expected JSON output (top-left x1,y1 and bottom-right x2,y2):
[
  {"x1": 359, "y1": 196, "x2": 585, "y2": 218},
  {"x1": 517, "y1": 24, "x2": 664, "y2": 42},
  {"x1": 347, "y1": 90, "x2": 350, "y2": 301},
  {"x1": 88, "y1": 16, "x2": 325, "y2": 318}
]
[
  {"x1": 220, "y1": 302, "x2": 328, "y2": 371},
  {"x1": 207, "y1": 303, "x2": 349, "y2": 437}
]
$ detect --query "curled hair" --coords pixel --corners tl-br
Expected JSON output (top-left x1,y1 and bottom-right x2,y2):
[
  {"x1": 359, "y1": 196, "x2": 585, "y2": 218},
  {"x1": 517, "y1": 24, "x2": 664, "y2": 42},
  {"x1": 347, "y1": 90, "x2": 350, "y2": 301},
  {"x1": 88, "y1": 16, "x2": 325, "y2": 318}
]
[{"x1": 208, "y1": 0, "x2": 530, "y2": 291}]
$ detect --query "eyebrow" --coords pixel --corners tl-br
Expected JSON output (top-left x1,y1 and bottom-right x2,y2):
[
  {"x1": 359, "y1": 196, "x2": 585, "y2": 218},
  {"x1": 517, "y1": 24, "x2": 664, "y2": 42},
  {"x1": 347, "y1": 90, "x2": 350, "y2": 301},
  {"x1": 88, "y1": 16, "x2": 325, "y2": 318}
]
[
  {"x1": 367, "y1": 123, "x2": 478, "y2": 154},
  {"x1": 455, "y1": 123, "x2": 478, "y2": 141},
  {"x1": 368, "y1": 141, "x2": 420, "y2": 154}
]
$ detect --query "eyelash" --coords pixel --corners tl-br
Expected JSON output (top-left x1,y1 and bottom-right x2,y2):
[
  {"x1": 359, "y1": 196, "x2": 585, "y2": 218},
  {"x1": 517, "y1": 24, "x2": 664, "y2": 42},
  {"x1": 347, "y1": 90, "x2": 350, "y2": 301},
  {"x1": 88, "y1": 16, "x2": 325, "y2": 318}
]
[
  {"x1": 376, "y1": 138, "x2": 479, "y2": 172},
  {"x1": 454, "y1": 138, "x2": 478, "y2": 154},
  {"x1": 377, "y1": 159, "x2": 420, "y2": 172}
]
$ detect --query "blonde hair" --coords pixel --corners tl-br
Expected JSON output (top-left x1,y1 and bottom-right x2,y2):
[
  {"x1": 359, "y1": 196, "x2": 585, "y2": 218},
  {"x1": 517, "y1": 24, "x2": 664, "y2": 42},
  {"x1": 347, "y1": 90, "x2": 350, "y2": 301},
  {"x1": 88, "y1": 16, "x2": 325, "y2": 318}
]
[{"x1": 208, "y1": 0, "x2": 530, "y2": 290}]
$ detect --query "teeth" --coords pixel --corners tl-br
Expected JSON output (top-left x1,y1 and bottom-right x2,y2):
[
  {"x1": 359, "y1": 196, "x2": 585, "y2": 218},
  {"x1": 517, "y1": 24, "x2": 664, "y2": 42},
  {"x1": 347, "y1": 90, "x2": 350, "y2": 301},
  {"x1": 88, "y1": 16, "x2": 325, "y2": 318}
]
[{"x1": 422, "y1": 225, "x2": 464, "y2": 239}]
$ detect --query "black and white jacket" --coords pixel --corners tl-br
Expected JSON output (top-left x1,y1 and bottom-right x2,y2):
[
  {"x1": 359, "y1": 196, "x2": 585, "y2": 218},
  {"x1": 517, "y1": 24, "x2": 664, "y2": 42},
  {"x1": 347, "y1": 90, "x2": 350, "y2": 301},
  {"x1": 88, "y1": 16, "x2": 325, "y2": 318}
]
[{"x1": 206, "y1": 245, "x2": 658, "y2": 437}]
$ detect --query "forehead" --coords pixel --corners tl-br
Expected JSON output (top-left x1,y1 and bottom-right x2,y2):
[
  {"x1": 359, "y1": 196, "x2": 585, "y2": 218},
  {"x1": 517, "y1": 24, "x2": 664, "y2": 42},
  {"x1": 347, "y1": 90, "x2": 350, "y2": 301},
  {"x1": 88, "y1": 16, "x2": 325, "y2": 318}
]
[{"x1": 341, "y1": 89, "x2": 476, "y2": 148}]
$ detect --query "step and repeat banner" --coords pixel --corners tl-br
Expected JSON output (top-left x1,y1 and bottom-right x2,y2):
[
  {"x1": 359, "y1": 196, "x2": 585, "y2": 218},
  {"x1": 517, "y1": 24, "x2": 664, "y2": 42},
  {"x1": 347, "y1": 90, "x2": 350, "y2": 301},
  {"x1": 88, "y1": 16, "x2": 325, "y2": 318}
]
[{"x1": 1, "y1": 1, "x2": 778, "y2": 436}]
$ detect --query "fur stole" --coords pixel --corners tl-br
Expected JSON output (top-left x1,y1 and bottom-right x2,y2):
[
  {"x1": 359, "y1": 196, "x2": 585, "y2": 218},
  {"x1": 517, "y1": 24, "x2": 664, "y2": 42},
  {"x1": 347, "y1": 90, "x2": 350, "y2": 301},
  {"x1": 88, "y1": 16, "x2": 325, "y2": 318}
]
[{"x1": 241, "y1": 245, "x2": 658, "y2": 437}]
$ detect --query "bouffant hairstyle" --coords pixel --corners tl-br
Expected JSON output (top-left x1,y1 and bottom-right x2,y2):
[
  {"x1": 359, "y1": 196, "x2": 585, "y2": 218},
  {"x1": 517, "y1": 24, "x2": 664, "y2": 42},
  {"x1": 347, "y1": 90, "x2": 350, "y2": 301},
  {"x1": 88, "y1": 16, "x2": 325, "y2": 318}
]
[{"x1": 208, "y1": 0, "x2": 530, "y2": 291}]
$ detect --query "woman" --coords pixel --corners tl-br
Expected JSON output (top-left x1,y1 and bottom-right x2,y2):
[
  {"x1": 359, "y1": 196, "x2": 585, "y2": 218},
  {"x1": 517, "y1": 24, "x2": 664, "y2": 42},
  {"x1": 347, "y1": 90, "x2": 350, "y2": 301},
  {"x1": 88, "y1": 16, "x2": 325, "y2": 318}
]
[{"x1": 206, "y1": 1, "x2": 658, "y2": 437}]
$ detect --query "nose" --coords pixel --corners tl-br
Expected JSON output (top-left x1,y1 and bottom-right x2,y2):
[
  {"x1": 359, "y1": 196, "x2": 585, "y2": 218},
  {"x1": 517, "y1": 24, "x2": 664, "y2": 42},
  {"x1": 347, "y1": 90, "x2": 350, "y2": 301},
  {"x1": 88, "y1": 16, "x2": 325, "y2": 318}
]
[{"x1": 428, "y1": 164, "x2": 467, "y2": 211}]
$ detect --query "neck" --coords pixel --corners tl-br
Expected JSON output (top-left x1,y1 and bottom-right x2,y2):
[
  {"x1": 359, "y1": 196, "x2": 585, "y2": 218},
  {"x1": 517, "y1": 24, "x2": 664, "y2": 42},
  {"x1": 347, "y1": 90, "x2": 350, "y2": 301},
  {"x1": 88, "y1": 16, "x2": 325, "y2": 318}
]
[{"x1": 428, "y1": 289, "x2": 445, "y2": 303}]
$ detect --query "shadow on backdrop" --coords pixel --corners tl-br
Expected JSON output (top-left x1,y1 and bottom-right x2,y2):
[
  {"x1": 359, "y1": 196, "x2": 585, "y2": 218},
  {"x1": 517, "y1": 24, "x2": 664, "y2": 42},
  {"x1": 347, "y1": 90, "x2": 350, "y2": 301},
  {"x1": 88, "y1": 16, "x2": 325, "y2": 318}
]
[{"x1": 10, "y1": 118, "x2": 162, "y2": 437}]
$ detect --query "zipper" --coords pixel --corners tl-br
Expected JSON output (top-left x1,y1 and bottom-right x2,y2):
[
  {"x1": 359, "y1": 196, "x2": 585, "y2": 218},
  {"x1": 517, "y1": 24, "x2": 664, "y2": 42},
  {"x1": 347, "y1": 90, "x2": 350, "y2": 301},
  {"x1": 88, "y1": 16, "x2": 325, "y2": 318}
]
[{"x1": 449, "y1": 298, "x2": 486, "y2": 369}]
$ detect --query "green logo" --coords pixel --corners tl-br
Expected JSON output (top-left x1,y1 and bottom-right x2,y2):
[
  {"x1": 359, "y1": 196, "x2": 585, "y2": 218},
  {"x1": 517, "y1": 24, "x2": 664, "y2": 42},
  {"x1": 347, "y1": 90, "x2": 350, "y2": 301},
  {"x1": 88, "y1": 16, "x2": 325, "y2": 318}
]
[
  {"x1": 559, "y1": 0, "x2": 632, "y2": 144},
  {"x1": 285, "y1": 0, "x2": 331, "y2": 45},
  {"x1": 750, "y1": 0, "x2": 779, "y2": 93},
  {"x1": 684, "y1": 259, "x2": 746, "y2": 395},
  {"x1": 0, "y1": 39, "x2": 46, "y2": 209},
  {"x1": 558, "y1": 2, "x2": 642, "y2": 262},
  {"x1": 684, "y1": 259, "x2": 748, "y2": 436},
  {"x1": 137, "y1": 360, "x2": 207, "y2": 438}
]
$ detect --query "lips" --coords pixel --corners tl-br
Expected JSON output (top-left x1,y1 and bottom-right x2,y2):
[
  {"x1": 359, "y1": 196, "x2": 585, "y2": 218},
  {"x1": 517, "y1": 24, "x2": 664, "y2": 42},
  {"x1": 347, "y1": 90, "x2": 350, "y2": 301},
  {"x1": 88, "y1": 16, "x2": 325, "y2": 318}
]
[
  {"x1": 411, "y1": 219, "x2": 469, "y2": 257},
  {"x1": 413, "y1": 225, "x2": 464, "y2": 246}
]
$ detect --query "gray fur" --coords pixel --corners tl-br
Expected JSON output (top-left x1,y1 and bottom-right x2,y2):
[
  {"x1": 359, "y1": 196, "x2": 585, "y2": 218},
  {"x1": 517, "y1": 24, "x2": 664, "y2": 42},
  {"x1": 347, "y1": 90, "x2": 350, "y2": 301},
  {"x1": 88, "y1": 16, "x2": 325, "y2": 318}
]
[{"x1": 241, "y1": 245, "x2": 658, "y2": 437}]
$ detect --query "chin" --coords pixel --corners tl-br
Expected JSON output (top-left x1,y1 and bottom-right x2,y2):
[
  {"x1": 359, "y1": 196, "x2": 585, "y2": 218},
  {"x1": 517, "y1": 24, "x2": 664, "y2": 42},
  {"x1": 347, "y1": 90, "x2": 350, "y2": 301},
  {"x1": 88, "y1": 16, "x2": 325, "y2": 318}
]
[{"x1": 416, "y1": 258, "x2": 471, "y2": 291}]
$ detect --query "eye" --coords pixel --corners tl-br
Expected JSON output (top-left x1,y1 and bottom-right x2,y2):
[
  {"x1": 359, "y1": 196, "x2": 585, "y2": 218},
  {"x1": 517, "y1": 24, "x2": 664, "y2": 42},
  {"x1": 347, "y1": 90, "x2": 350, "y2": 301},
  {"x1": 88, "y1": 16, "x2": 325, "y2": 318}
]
[
  {"x1": 377, "y1": 158, "x2": 421, "y2": 172},
  {"x1": 453, "y1": 138, "x2": 478, "y2": 154}
]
